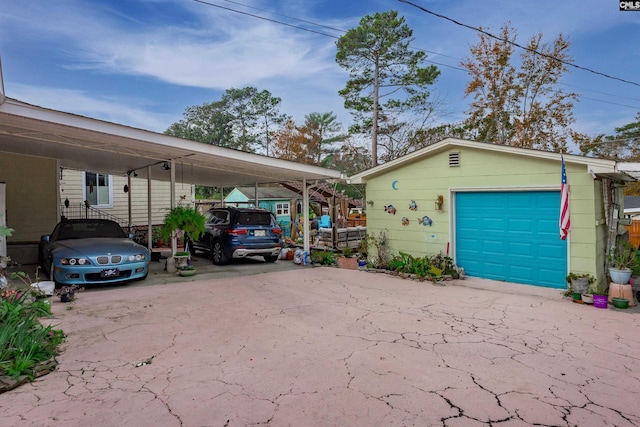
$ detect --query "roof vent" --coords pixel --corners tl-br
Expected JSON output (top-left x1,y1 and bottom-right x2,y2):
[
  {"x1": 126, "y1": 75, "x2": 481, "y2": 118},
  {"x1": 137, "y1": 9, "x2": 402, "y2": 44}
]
[{"x1": 449, "y1": 152, "x2": 460, "y2": 167}]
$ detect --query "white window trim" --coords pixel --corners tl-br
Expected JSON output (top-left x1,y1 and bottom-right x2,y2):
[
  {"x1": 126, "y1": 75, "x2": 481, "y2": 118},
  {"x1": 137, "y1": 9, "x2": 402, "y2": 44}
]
[
  {"x1": 82, "y1": 172, "x2": 114, "y2": 208},
  {"x1": 276, "y1": 201, "x2": 290, "y2": 216}
]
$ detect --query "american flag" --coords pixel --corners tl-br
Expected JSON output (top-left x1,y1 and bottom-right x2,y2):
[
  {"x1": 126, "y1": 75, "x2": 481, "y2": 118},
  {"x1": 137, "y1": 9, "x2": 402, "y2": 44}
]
[{"x1": 560, "y1": 155, "x2": 570, "y2": 240}]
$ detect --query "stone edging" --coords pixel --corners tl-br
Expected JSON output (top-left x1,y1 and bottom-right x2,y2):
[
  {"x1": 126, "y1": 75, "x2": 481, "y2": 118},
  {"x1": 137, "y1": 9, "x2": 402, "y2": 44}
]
[{"x1": 0, "y1": 358, "x2": 58, "y2": 394}]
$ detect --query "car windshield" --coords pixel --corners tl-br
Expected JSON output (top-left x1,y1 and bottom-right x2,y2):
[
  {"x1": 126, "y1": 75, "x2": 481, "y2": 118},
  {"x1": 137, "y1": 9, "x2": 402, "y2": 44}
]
[
  {"x1": 236, "y1": 212, "x2": 274, "y2": 226},
  {"x1": 55, "y1": 220, "x2": 127, "y2": 240}
]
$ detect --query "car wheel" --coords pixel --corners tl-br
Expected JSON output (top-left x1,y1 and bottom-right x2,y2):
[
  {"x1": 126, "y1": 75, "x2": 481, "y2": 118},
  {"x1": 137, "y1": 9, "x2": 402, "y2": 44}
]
[
  {"x1": 211, "y1": 240, "x2": 228, "y2": 265},
  {"x1": 264, "y1": 255, "x2": 278, "y2": 263}
]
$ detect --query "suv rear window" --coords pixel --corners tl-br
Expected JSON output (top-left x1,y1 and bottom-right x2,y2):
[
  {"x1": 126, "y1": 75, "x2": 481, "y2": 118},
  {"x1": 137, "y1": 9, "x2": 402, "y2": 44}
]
[
  {"x1": 236, "y1": 212, "x2": 274, "y2": 226},
  {"x1": 207, "y1": 210, "x2": 229, "y2": 224}
]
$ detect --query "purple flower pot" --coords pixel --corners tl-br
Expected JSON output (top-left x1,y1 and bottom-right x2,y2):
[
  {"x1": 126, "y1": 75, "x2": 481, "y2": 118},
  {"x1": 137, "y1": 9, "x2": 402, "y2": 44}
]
[{"x1": 593, "y1": 294, "x2": 608, "y2": 309}]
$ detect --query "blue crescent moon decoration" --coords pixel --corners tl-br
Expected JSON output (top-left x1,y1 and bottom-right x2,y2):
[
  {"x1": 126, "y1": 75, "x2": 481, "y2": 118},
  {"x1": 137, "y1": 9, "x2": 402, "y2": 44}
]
[{"x1": 391, "y1": 180, "x2": 398, "y2": 190}]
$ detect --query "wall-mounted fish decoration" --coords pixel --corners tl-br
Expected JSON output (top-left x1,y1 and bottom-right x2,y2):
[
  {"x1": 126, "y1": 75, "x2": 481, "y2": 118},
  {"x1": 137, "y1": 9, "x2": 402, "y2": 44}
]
[
  {"x1": 409, "y1": 200, "x2": 418, "y2": 211},
  {"x1": 401, "y1": 216, "x2": 409, "y2": 226},
  {"x1": 417, "y1": 215, "x2": 433, "y2": 226},
  {"x1": 384, "y1": 205, "x2": 396, "y2": 215}
]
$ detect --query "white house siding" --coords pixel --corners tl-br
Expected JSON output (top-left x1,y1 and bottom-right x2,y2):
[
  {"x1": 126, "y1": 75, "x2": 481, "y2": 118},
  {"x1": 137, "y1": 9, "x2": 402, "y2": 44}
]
[{"x1": 60, "y1": 169, "x2": 193, "y2": 227}]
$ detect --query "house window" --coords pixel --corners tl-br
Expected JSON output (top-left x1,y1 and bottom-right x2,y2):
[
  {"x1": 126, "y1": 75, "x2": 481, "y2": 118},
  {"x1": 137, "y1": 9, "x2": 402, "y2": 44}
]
[
  {"x1": 275, "y1": 202, "x2": 290, "y2": 216},
  {"x1": 83, "y1": 172, "x2": 113, "y2": 208}
]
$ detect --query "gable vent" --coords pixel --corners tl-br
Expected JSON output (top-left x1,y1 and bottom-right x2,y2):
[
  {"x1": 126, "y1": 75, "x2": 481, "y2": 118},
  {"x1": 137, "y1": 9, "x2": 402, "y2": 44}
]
[{"x1": 449, "y1": 152, "x2": 460, "y2": 167}]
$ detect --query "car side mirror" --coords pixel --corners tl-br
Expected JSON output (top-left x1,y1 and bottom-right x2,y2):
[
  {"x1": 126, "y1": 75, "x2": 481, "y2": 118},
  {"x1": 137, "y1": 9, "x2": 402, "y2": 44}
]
[{"x1": 40, "y1": 235, "x2": 50, "y2": 243}]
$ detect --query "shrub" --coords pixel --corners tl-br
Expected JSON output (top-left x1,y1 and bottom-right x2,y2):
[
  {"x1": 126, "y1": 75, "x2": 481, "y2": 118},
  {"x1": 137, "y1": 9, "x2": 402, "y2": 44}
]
[{"x1": 0, "y1": 292, "x2": 64, "y2": 380}]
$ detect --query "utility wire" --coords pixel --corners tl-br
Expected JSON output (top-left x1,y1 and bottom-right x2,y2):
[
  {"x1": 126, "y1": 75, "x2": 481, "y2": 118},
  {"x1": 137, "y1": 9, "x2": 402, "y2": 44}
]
[
  {"x1": 192, "y1": 0, "x2": 640, "y2": 109},
  {"x1": 218, "y1": 0, "x2": 345, "y2": 34},
  {"x1": 192, "y1": 0, "x2": 339, "y2": 38},
  {"x1": 399, "y1": 0, "x2": 640, "y2": 88},
  {"x1": 192, "y1": 0, "x2": 466, "y2": 72}
]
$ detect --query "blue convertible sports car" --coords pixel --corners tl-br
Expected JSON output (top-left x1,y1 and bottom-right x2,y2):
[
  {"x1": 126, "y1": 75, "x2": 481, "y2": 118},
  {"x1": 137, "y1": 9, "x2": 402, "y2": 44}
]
[{"x1": 39, "y1": 219, "x2": 149, "y2": 286}]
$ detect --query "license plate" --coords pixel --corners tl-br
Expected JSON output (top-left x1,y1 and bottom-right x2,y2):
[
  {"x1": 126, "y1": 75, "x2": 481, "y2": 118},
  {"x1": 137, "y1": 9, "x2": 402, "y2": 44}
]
[
  {"x1": 254, "y1": 230, "x2": 266, "y2": 236},
  {"x1": 101, "y1": 268, "x2": 120, "y2": 278}
]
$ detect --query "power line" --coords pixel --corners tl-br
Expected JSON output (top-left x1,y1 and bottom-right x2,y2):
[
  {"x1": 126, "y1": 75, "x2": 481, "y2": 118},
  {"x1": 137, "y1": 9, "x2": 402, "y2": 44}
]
[
  {"x1": 192, "y1": 0, "x2": 640, "y2": 110},
  {"x1": 192, "y1": 0, "x2": 465, "y2": 72},
  {"x1": 192, "y1": 0, "x2": 340, "y2": 38},
  {"x1": 398, "y1": 0, "x2": 640, "y2": 88},
  {"x1": 218, "y1": 0, "x2": 345, "y2": 34},
  {"x1": 558, "y1": 82, "x2": 640, "y2": 104}
]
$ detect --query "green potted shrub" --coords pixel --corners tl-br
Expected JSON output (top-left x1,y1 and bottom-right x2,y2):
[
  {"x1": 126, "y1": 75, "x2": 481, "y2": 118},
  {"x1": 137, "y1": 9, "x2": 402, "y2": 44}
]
[
  {"x1": 565, "y1": 272, "x2": 594, "y2": 296},
  {"x1": 160, "y1": 206, "x2": 206, "y2": 254},
  {"x1": 178, "y1": 265, "x2": 196, "y2": 277},
  {"x1": 152, "y1": 226, "x2": 166, "y2": 248},
  {"x1": 609, "y1": 242, "x2": 637, "y2": 284}
]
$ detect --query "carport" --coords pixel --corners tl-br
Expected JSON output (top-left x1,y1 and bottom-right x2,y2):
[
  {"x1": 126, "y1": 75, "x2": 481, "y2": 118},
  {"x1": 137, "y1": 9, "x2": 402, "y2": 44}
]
[{"x1": 0, "y1": 86, "x2": 343, "y2": 261}]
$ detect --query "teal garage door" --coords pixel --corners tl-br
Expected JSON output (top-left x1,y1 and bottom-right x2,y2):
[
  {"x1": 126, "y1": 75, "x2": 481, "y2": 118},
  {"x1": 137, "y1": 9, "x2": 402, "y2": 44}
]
[{"x1": 455, "y1": 191, "x2": 567, "y2": 288}]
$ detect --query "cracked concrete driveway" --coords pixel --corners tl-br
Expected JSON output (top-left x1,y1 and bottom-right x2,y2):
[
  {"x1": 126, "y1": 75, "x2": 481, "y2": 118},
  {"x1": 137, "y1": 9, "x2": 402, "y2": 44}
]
[{"x1": 2, "y1": 267, "x2": 640, "y2": 426}]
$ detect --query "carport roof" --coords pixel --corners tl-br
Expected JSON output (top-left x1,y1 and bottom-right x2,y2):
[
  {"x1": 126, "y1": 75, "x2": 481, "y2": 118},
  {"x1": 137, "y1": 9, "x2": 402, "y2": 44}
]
[{"x1": 0, "y1": 97, "x2": 344, "y2": 187}]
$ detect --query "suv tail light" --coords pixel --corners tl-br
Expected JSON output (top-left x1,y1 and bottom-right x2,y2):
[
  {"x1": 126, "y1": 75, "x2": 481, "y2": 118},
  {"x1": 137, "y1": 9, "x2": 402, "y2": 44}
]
[
  {"x1": 272, "y1": 228, "x2": 282, "y2": 234},
  {"x1": 227, "y1": 229, "x2": 248, "y2": 236}
]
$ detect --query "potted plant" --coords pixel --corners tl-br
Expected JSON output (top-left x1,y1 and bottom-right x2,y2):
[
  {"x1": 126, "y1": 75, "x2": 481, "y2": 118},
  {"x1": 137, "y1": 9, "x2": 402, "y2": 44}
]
[
  {"x1": 55, "y1": 285, "x2": 84, "y2": 303},
  {"x1": 178, "y1": 265, "x2": 196, "y2": 277},
  {"x1": 152, "y1": 226, "x2": 166, "y2": 248},
  {"x1": 589, "y1": 282, "x2": 609, "y2": 309},
  {"x1": 173, "y1": 251, "x2": 191, "y2": 269},
  {"x1": 609, "y1": 242, "x2": 637, "y2": 284},
  {"x1": 337, "y1": 247, "x2": 358, "y2": 270},
  {"x1": 565, "y1": 272, "x2": 594, "y2": 296},
  {"x1": 10, "y1": 268, "x2": 56, "y2": 300},
  {"x1": 160, "y1": 205, "x2": 206, "y2": 255},
  {"x1": 161, "y1": 206, "x2": 205, "y2": 273},
  {"x1": 357, "y1": 254, "x2": 368, "y2": 270}
]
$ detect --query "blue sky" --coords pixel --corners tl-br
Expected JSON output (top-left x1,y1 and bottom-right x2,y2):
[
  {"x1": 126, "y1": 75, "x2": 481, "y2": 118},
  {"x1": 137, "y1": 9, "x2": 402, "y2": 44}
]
[{"x1": 1, "y1": 0, "x2": 639, "y2": 150}]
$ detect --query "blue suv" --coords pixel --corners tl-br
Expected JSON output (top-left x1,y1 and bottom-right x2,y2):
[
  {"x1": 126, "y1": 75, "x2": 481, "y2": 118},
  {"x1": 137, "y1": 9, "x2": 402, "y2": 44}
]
[{"x1": 192, "y1": 207, "x2": 283, "y2": 264}]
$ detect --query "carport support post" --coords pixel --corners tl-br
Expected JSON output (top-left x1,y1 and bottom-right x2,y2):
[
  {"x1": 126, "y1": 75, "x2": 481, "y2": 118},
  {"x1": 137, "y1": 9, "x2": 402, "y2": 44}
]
[
  {"x1": 147, "y1": 166, "x2": 154, "y2": 251},
  {"x1": 127, "y1": 172, "x2": 132, "y2": 235},
  {"x1": 254, "y1": 183, "x2": 259, "y2": 208},
  {"x1": 166, "y1": 161, "x2": 177, "y2": 273},
  {"x1": 170, "y1": 159, "x2": 176, "y2": 255},
  {"x1": 303, "y1": 178, "x2": 310, "y2": 255}
]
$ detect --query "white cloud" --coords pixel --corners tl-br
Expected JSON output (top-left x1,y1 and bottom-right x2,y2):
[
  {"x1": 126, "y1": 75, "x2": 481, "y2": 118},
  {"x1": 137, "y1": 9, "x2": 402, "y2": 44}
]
[
  {"x1": 10, "y1": 83, "x2": 176, "y2": 132},
  {"x1": 1, "y1": 0, "x2": 637, "y2": 139}
]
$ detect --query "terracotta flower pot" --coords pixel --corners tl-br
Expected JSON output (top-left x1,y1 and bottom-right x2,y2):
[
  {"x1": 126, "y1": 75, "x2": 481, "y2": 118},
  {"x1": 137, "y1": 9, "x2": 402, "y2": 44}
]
[{"x1": 337, "y1": 257, "x2": 358, "y2": 270}]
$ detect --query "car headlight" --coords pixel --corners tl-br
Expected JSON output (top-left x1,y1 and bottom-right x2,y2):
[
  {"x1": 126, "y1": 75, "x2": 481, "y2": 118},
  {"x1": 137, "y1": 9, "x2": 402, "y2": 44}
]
[
  {"x1": 128, "y1": 253, "x2": 146, "y2": 262},
  {"x1": 61, "y1": 257, "x2": 91, "y2": 266}
]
